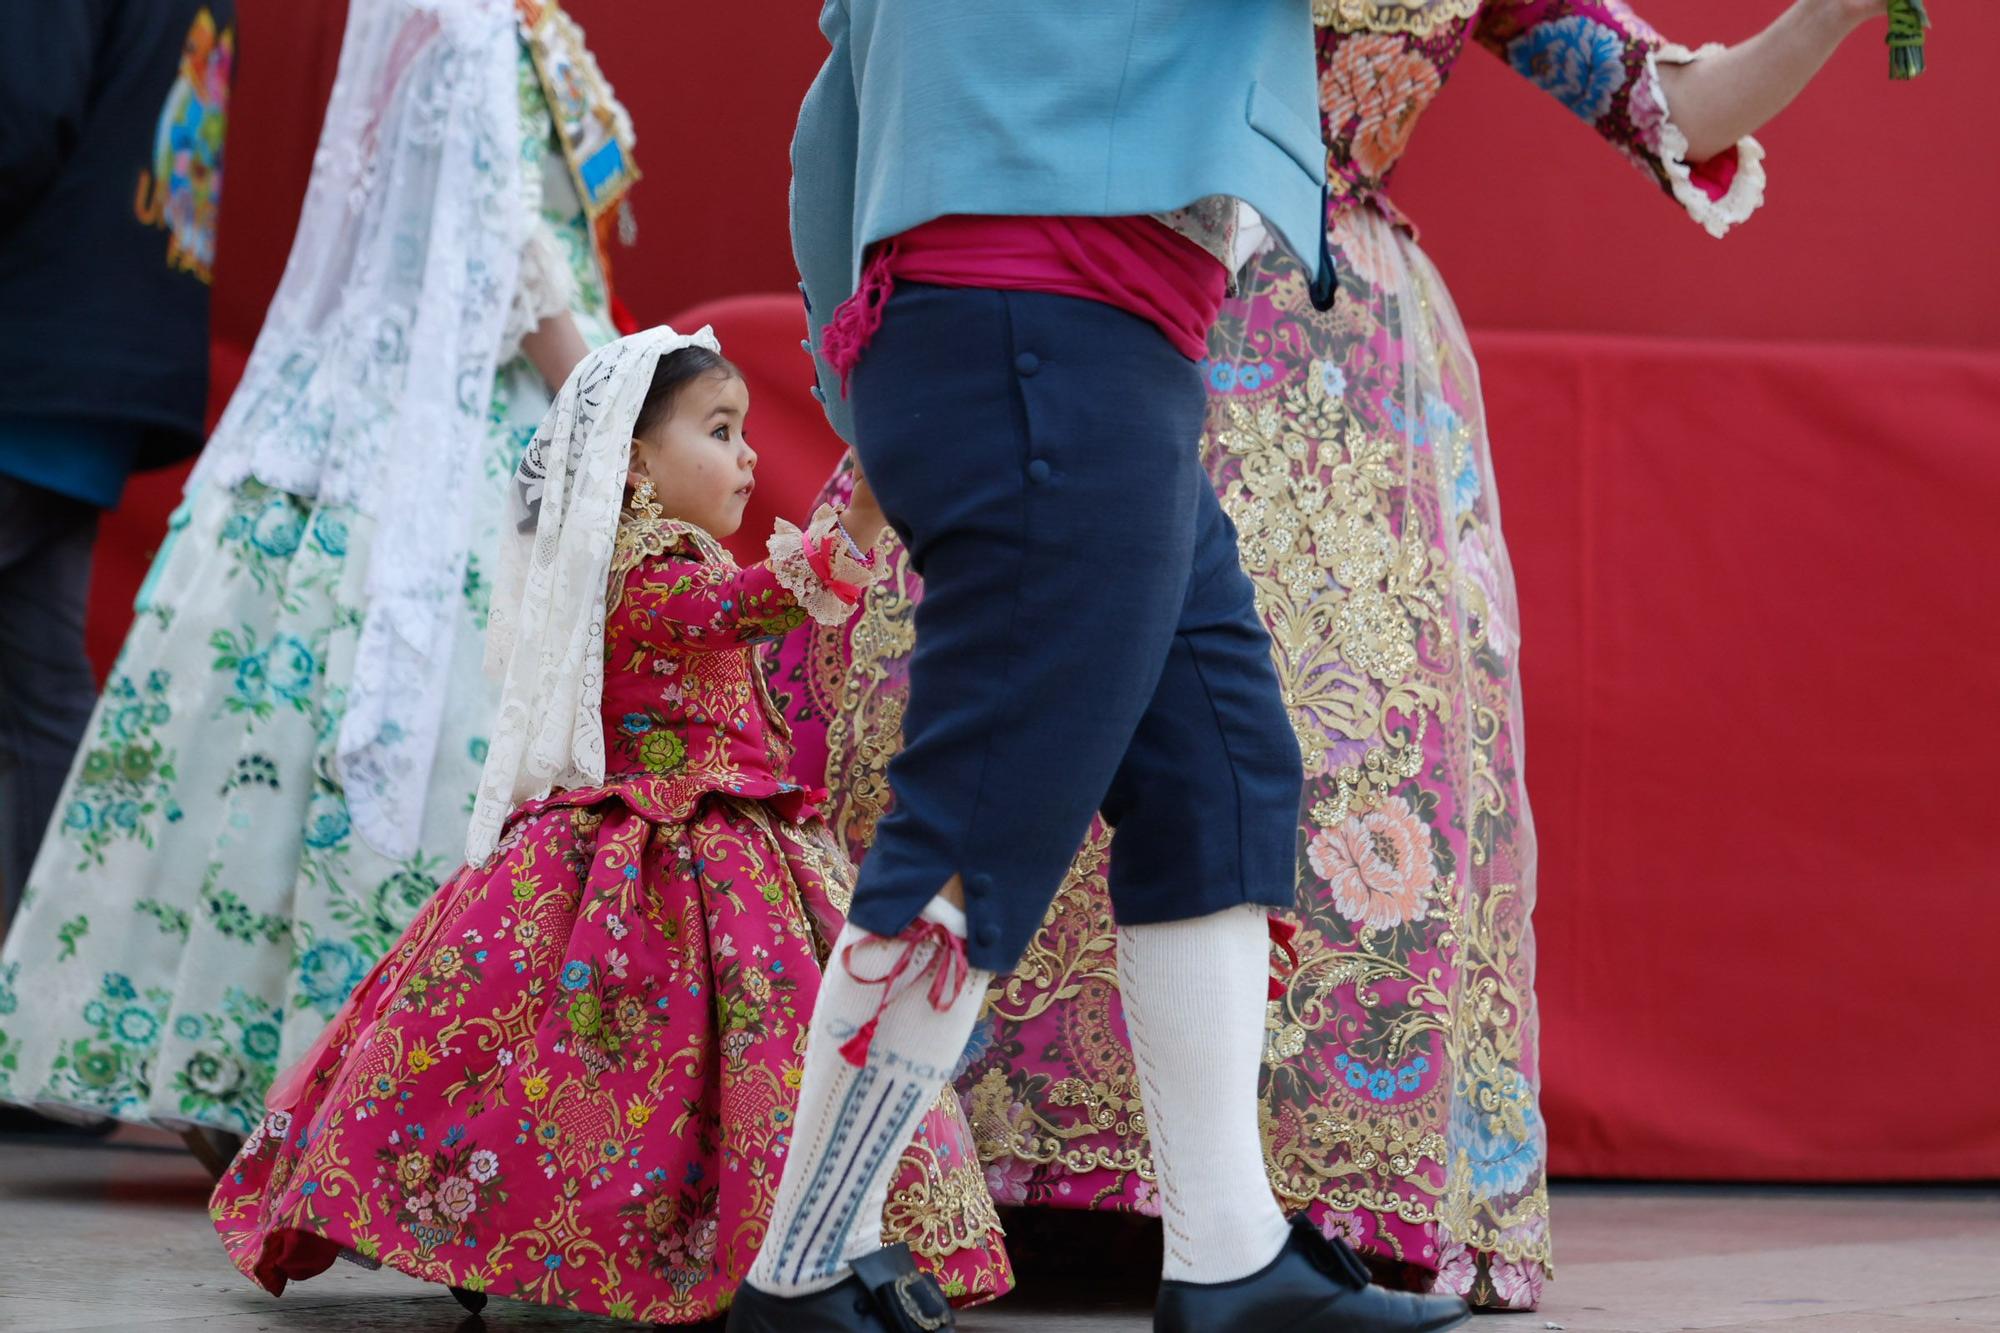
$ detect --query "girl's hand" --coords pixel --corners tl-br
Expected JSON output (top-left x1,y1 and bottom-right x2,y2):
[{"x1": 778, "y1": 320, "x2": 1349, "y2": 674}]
[{"x1": 841, "y1": 455, "x2": 889, "y2": 553}]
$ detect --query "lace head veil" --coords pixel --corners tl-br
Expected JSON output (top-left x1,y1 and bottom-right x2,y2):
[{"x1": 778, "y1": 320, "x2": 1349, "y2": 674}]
[{"x1": 464, "y1": 324, "x2": 722, "y2": 862}]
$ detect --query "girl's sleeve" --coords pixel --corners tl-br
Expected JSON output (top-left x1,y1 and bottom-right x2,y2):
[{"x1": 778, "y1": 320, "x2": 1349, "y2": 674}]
[
  {"x1": 618, "y1": 507, "x2": 879, "y2": 652},
  {"x1": 1473, "y1": 0, "x2": 1767, "y2": 238}
]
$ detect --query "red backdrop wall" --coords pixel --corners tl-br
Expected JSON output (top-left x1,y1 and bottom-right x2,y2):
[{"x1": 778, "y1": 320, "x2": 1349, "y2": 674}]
[{"x1": 87, "y1": 2, "x2": 2000, "y2": 1182}]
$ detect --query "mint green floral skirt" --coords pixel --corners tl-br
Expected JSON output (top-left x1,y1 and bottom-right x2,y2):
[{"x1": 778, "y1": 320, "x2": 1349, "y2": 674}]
[{"x1": 0, "y1": 364, "x2": 549, "y2": 1133}]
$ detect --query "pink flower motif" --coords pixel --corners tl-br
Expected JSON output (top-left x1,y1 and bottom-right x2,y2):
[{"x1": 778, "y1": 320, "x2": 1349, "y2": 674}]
[
  {"x1": 467, "y1": 1150, "x2": 500, "y2": 1184},
  {"x1": 434, "y1": 1175, "x2": 478, "y2": 1224},
  {"x1": 1458, "y1": 528, "x2": 1517, "y2": 660},
  {"x1": 605, "y1": 948, "x2": 630, "y2": 980},
  {"x1": 1489, "y1": 1256, "x2": 1543, "y2": 1310},
  {"x1": 1432, "y1": 1243, "x2": 1477, "y2": 1296},
  {"x1": 982, "y1": 1156, "x2": 1035, "y2": 1206},
  {"x1": 1307, "y1": 796, "x2": 1436, "y2": 929},
  {"x1": 1625, "y1": 56, "x2": 1669, "y2": 156},
  {"x1": 606, "y1": 913, "x2": 629, "y2": 941},
  {"x1": 1317, "y1": 1210, "x2": 1371, "y2": 1250}
]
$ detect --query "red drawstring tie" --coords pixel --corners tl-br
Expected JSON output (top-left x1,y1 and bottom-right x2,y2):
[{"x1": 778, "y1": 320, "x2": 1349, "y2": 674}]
[
  {"x1": 801, "y1": 526, "x2": 870, "y2": 604},
  {"x1": 836, "y1": 916, "x2": 971, "y2": 1068},
  {"x1": 1268, "y1": 914, "x2": 1301, "y2": 1001},
  {"x1": 819, "y1": 242, "x2": 898, "y2": 398}
]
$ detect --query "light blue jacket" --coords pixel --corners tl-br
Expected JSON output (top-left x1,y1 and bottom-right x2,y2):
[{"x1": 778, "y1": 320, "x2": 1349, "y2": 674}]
[{"x1": 790, "y1": 0, "x2": 1331, "y2": 442}]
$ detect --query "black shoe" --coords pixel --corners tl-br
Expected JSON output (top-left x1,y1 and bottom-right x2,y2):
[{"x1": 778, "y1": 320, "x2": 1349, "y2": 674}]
[
  {"x1": 1155, "y1": 1218, "x2": 1471, "y2": 1333},
  {"x1": 725, "y1": 1244, "x2": 954, "y2": 1331}
]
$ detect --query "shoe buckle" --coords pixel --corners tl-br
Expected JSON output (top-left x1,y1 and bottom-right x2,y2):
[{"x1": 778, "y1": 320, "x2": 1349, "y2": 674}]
[{"x1": 889, "y1": 1270, "x2": 952, "y2": 1330}]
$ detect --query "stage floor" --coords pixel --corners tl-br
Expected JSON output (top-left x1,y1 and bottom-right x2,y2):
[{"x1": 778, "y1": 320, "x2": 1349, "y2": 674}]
[{"x1": 1, "y1": 1133, "x2": 1995, "y2": 1332}]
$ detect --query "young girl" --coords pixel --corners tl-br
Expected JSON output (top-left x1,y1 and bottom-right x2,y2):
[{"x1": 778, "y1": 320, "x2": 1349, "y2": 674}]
[{"x1": 209, "y1": 328, "x2": 1011, "y2": 1325}]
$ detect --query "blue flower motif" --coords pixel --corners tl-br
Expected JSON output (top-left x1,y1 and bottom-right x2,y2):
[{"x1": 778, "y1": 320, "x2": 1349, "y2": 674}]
[
  {"x1": 1449, "y1": 450, "x2": 1481, "y2": 517},
  {"x1": 467, "y1": 737, "x2": 489, "y2": 764},
  {"x1": 251, "y1": 500, "x2": 304, "y2": 559},
  {"x1": 302, "y1": 793, "x2": 352, "y2": 850},
  {"x1": 560, "y1": 961, "x2": 592, "y2": 992},
  {"x1": 146, "y1": 669, "x2": 171, "y2": 694},
  {"x1": 110, "y1": 800, "x2": 141, "y2": 830},
  {"x1": 1206, "y1": 361, "x2": 1238, "y2": 392},
  {"x1": 105, "y1": 973, "x2": 137, "y2": 1002},
  {"x1": 174, "y1": 1014, "x2": 203, "y2": 1040},
  {"x1": 63, "y1": 802, "x2": 94, "y2": 831},
  {"x1": 621, "y1": 713, "x2": 652, "y2": 735},
  {"x1": 311, "y1": 512, "x2": 350, "y2": 559},
  {"x1": 242, "y1": 1021, "x2": 282, "y2": 1062},
  {"x1": 1367, "y1": 1070, "x2": 1398, "y2": 1101},
  {"x1": 544, "y1": 1254, "x2": 563, "y2": 1270},
  {"x1": 113, "y1": 1005, "x2": 159, "y2": 1046},
  {"x1": 265, "y1": 635, "x2": 317, "y2": 702},
  {"x1": 1508, "y1": 16, "x2": 1628, "y2": 124},
  {"x1": 298, "y1": 941, "x2": 368, "y2": 1009},
  {"x1": 1448, "y1": 1067, "x2": 1544, "y2": 1198},
  {"x1": 233, "y1": 654, "x2": 269, "y2": 705},
  {"x1": 301, "y1": 1180, "x2": 319, "y2": 1196}
]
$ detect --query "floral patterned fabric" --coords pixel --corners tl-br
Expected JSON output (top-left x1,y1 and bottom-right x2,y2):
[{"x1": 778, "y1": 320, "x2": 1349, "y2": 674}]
[
  {"x1": 763, "y1": 0, "x2": 1768, "y2": 1312},
  {"x1": 210, "y1": 524, "x2": 1010, "y2": 1323},
  {"x1": 0, "y1": 47, "x2": 616, "y2": 1134}
]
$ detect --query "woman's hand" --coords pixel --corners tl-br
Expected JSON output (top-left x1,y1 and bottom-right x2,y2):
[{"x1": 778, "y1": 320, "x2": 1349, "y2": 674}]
[{"x1": 841, "y1": 454, "x2": 889, "y2": 554}]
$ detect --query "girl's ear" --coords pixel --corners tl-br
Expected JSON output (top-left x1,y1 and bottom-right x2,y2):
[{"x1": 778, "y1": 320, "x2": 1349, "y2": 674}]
[{"x1": 626, "y1": 438, "x2": 647, "y2": 490}]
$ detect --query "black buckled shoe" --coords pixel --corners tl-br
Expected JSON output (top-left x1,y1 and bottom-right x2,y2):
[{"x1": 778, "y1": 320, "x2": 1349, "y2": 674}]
[
  {"x1": 1155, "y1": 1218, "x2": 1471, "y2": 1333},
  {"x1": 724, "y1": 1244, "x2": 955, "y2": 1332}
]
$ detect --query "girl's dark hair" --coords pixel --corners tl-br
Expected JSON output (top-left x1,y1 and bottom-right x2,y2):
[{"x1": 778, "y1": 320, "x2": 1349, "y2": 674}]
[{"x1": 633, "y1": 346, "x2": 739, "y2": 439}]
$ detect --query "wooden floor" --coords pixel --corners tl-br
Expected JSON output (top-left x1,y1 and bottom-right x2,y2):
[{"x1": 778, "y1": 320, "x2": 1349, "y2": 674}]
[{"x1": 1, "y1": 1133, "x2": 1996, "y2": 1331}]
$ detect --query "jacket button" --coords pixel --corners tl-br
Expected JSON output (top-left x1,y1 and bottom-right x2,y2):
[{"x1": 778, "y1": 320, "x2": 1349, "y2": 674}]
[
  {"x1": 1025, "y1": 459, "x2": 1052, "y2": 484},
  {"x1": 976, "y1": 924, "x2": 1000, "y2": 949},
  {"x1": 1014, "y1": 352, "x2": 1039, "y2": 377},
  {"x1": 967, "y1": 873, "x2": 993, "y2": 898}
]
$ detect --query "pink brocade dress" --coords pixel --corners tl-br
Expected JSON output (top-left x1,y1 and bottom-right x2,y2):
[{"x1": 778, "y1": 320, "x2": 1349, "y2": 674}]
[
  {"x1": 762, "y1": 0, "x2": 1767, "y2": 1311},
  {"x1": 211, "y1": 519, "x2": 1012, "y2": 1324}
]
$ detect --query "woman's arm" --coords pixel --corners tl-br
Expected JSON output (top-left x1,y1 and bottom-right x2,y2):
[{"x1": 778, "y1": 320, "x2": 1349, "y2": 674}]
[
  {"x1": 520, "y1": 310, "x2": 590, "y2": 396},
  {"x1": 1659, "y1": 0, "x2": 1891, "y2": 162}
]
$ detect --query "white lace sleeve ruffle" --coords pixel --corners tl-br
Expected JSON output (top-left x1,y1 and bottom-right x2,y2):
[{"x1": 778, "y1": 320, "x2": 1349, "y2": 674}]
[
  {"x1": 498, "y1": 220, "x2": 578, "y2": 364},
  {"x1": 1636, "y1": 42, "x2": 1768, "y2": 240},
  {"x1": 767, "y1": 504, "x2": 880, "y2": 628}
]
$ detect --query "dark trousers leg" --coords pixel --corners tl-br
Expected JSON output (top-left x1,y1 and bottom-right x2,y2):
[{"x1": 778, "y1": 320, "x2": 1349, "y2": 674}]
[{"x1": 0, "y1": 477, "x2": 101, "y2": 921}]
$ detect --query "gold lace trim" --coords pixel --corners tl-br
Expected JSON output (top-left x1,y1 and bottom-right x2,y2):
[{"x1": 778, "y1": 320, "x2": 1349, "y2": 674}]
[{"x1": 1313, "y1": 0, "x2": 1482, "y2": 38}]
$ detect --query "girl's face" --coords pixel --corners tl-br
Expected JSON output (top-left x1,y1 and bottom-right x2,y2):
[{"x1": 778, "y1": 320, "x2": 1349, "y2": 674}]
[{"x1": 628, "y1": 371, "x2": 757, "y2": 538}]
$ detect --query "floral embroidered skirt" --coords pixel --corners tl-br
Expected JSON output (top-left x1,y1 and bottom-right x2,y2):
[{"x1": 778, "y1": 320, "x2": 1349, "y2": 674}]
[
  {"x1": 0, "y1": 364, "x2": 550, "y2": 1134},
  {"x1": 210, "y1": 786, "x2": 1011, "y2": 1322},
  {"x1": 763, "y1": 206, "x2": 1550, "y2": 1309}
]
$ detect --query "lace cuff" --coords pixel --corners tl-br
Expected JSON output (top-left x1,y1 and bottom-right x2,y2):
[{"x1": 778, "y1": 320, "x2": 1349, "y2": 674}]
[
  {"x1": 499, "y1": 221, "x2": 579, "y2": 362},
  {"x1": 768, "y1": 503, "x2": 881, "y2": 627},
  {"x1": 1635, "y1": 43, "x2": 1769, "y2": 240}
]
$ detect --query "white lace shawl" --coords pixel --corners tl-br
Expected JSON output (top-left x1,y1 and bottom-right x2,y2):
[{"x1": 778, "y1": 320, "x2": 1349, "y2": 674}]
[
  {"x1": 183, "y1": 0, "x2": 543, "y2": 860},
  {"x1": 464, "y1": 325, "x2": 723, "y2": 864}
]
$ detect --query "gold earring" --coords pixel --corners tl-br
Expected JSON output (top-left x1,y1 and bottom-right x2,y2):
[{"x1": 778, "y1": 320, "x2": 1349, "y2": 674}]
[{"x1": 629, "y1": 478, "x2": 663, "y2": 523}]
